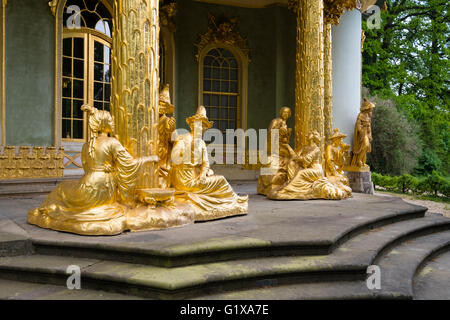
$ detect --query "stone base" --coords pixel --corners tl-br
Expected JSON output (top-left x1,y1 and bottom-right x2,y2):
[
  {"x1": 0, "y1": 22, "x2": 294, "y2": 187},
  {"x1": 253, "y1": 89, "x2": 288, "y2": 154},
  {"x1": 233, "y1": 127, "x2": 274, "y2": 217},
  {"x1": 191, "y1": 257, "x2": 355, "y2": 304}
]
[{"x1": 345, "y1": 170, "x2": 374, "y2": 194}]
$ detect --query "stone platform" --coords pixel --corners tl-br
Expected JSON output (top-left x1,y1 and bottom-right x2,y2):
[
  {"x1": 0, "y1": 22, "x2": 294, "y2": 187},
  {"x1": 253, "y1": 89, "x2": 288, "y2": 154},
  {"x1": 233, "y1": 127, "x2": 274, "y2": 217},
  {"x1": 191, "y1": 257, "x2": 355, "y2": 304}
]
[{"x1": 0, "y1": 182, "x2": 449, "y2": 300}]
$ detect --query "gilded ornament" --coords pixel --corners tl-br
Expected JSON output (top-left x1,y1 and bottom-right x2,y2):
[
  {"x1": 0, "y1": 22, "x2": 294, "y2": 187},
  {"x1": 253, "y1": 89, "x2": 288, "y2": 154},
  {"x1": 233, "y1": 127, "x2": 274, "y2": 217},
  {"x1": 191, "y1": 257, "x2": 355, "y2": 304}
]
[
  {"x1": 160, "y1": 1, "x2": 177, "y2": 32},
  {"x1": 195, "y1": 14, "x2": 250, "y2": 62}
]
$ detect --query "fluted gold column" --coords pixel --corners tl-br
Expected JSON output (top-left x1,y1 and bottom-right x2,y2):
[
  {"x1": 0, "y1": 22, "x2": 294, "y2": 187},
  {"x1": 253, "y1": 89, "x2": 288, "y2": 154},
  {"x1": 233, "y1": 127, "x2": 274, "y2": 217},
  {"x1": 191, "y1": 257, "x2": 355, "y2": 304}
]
[
  {"x1": 323, "y1": 23, "x2": 333, "y2": 143},
  {"x1": 111, "y1": 0, "x2": 160, "y2": 188},
  {"x1": 290, "y1": 0, "x2": 325, "y2": 155}
]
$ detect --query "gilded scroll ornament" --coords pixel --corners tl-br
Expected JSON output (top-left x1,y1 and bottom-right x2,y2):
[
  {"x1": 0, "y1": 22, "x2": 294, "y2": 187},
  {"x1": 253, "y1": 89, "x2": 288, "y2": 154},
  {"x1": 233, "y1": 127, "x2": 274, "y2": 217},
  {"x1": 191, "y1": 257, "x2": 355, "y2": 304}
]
[
  {"x1": 346, "y1": 99, "x2": 375, "y2": 171},
  {"x1": 325, "y1": 129, "x2": 350, "y2": 186},
  {"x1": 195, "y1": 14, "x2": 250, "y2": 61},
  {"x1": 267, "y1": 131, "x2": 352, "y2": 200},
  {"x1": 257, "y1": 107, "x2": 295, "y2": 195},
  {"x1": 48, "y1": 0, "x2": 58, "y2": 16},
  {"x1": 160, "y1": 1, "x2": 177, "y2": 32},
  {"x1": 323, "y1": 0, "x2": 361, "y2": 25},
  {"x1": 171, "y1": 106, "x2": 248, "y2": 221}
]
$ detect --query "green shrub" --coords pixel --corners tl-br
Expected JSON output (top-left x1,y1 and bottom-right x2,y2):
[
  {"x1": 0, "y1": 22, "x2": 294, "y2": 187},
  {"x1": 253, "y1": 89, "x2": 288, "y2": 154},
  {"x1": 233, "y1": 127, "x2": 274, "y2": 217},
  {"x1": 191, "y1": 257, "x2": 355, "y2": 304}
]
[
  {"x1": 367, "y1": 95, "x2": 422, "y2": 176},
  {"x1": 371, "y1": 171, "x2": 449, "y2": 200}
]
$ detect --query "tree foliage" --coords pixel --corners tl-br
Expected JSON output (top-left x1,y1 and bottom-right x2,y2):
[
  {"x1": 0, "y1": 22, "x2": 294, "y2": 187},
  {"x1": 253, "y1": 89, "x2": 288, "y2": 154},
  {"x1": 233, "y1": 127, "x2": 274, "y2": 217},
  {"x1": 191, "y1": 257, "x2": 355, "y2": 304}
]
[
  {"x1": 362, "y1": 0, "x2": 449, "y2": 175},
  {"x1": 366, "y1": 93, "x2": 422, "y2": 175}
]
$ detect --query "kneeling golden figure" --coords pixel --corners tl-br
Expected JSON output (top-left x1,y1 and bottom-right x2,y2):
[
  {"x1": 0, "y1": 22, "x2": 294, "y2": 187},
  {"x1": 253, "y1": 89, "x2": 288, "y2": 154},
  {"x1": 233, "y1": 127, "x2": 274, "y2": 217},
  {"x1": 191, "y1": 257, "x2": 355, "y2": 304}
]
[
  {"x1": 171, "y1": 106, "x2": 248, "y2": 220},
  {"x1": 267, "y1": 131, "x2": 352, "y2": 200}
]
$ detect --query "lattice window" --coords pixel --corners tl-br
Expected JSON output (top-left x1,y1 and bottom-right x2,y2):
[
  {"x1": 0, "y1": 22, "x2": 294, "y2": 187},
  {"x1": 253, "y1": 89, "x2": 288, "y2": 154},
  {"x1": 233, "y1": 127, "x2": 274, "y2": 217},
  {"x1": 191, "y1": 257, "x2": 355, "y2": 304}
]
[
  {"x1": 202, "y1": 48, "x2": 239, "y2": 132},
  {"x1": 61, "y1": 0, "x2": 112, "y2": 141}
]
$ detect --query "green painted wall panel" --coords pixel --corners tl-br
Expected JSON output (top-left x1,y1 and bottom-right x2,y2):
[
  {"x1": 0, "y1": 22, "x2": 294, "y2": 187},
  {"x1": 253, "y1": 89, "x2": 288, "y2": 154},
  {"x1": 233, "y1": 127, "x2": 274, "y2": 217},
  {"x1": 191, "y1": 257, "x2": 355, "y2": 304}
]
[
  {"x1": 174, "y1": 0, "x2": 296, "y2": 135},
  {"x1": 5, "y1": 0, "x2": 54, "y2": 146}
]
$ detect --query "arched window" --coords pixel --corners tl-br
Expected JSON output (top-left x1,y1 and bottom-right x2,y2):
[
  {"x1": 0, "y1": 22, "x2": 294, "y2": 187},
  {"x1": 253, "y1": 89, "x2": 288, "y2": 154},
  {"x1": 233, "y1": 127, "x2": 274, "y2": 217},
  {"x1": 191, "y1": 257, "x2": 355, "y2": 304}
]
[
  {"x1": 201, "y1": 48, "x2": 239, "y2": 132},
  {"x1": 61, "y1": 0, "x2": 112, "y2": 141}
]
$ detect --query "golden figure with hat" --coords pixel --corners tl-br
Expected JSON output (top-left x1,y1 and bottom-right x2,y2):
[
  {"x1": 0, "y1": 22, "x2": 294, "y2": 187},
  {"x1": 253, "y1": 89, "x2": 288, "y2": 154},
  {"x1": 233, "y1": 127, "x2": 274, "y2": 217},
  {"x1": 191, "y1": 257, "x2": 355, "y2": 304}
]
[
  {"x1": 171, "y1": 106, "x2": 248, "y2": 220},
  {"x1": 348, "y1": 99, "x2": 376, "y2": 171},
  {"x1": 325, "y1": 129, "x2": 351, "y2": 186},
  {"x1": 267, "y1": 130, "x2": 352, "y2": 200}
]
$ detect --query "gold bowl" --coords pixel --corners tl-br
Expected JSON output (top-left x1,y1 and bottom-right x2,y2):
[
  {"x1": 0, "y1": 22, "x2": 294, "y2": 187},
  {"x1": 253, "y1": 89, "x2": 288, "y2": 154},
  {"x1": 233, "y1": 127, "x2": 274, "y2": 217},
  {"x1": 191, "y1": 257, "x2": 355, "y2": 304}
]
[{"x1": 137, "y1": 188, "x2": 175, "y2": 205}]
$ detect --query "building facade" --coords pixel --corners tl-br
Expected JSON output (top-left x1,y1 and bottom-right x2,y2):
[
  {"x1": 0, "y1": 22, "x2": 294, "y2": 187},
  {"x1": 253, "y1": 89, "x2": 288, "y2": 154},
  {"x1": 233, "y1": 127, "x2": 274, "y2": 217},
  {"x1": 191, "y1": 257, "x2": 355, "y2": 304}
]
[{"x1": 0, "y1": 0, "x2": 364, "y2": 180}]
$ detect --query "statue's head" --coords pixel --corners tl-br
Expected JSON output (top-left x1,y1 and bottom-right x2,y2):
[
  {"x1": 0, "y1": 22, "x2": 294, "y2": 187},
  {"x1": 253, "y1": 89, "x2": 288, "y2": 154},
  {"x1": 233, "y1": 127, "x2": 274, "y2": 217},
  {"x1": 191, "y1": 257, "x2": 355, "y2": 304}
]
[
  {"x1": 361, "y1": 98, "x2": 376, "y2": 114},
  {"x1": 186, "y1": 106, "x2": 213, "y2": 136},
  {"x1": 307, "y1": 131, "x2": 321, "y2": 146},
  {"x1": 280, "y1": 107, "x2": 291, "y2": 121},
  {"x1": 82, "y1": 105, "x2": 115, "y2": 136},
  {"x1": 329, "y1": 129, "x2": 347, "y2": 146}
]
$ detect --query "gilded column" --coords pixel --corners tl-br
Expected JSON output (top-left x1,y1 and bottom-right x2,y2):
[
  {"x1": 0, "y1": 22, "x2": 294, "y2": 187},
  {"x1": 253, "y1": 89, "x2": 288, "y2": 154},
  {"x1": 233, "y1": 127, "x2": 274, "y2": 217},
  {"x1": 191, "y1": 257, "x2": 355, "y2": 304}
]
[
  {"x1": 323, "y1": 22, "x2": 333, "y2": 143},
  {"x1": 289, "y1": 0, "x2": 325, "y2": 154},
  {"x1": 111, "y1": 0, "x2": 160, "y2": 188}
]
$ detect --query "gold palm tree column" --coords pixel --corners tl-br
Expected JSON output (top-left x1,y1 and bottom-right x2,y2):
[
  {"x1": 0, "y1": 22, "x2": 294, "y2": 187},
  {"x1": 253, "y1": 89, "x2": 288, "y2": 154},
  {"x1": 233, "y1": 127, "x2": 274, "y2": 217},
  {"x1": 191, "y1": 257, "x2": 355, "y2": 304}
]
[
  {"x1": 323, "y1": 21, "x2": 333, "y2": 143},
  {"x1": 111, "y1": 0, "x2": 160, "y2": 188},
  {"x1": 289, "y1": 0, "x2": 325, "y2": 156}
]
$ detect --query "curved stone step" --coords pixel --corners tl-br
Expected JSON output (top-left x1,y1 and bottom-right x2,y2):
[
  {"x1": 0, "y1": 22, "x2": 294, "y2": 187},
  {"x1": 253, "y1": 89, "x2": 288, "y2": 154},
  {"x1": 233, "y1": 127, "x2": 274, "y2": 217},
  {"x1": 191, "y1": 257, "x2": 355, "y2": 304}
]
[
  {"x1": 413, "y1": 250, "x2": 450, "y2": 300},
  {"x1": 372, "y1": 230, "x2": 450, "y2": 299},
  {"x1": 193, "y1": 280, "x2": 375, "y2": 300},
  {"x1": 27, "y1": 196, "x2": 427, "y2": 268},
  {"x1": 1, "y1": 215, "x2": 448, "y2": 299},
  {"x1": 0, "y1": 278, "x2": 142, "y2": 300}
]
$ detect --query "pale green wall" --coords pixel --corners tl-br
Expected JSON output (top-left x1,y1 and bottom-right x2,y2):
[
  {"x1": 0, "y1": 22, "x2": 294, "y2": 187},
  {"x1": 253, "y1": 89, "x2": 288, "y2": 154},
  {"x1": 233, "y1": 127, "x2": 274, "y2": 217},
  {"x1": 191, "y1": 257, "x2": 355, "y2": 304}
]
[
  {"x1": 174, "y1": 0, "x2": 296, "y2": 134},
  {"x1": 5, "y1": 0, "x2": 54, "y2": 146}
]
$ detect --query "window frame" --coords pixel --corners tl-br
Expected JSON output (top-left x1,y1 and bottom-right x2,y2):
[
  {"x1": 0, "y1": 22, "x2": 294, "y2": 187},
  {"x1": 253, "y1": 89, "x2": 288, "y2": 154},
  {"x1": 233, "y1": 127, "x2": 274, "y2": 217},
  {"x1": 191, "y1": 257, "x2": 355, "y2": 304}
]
[
  {"x1": 61, "y1": 28, "x2": 112, "y2": 143},
  {"x1": 198, "y1": 43, "x2": 249, "y2": 132}
]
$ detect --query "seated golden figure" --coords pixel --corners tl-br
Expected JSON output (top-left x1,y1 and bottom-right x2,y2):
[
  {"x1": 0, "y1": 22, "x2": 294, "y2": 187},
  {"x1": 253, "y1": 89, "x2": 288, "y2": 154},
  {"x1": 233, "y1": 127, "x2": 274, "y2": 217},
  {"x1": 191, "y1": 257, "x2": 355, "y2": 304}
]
[
  {"x1": 28, "y1": 105, "x2": 158, "y2": 235},
  {"x1": 350, "y1": 99, "x2": 375, "y2": 170},
  {"x1": 257, "y1": 107, "x2": 295, "y2": 195},
  {"x1": 325, "y1": 129, "x2": 351, "y2": 187},
  {"x1": 267, "y1": 131, "x2": 352, "y2": 200},
  {"x1": 171, "y1": 106, "x2": 248, "y2": 220}
]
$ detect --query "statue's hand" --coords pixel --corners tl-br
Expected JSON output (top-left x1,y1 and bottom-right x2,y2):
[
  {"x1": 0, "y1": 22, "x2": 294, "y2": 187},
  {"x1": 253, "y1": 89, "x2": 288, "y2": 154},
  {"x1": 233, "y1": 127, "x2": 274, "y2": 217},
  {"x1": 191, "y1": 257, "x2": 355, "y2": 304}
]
[{"x1": 144, "y1": 155, "x2": 159, "y2": 163}]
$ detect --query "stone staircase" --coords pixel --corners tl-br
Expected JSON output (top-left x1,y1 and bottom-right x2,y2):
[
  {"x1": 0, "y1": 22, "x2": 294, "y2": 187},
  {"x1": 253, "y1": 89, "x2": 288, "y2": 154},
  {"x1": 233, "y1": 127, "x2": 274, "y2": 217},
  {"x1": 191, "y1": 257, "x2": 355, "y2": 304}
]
[{"x1": 0, "y1": 193, "x2": 449, "y2": 300}]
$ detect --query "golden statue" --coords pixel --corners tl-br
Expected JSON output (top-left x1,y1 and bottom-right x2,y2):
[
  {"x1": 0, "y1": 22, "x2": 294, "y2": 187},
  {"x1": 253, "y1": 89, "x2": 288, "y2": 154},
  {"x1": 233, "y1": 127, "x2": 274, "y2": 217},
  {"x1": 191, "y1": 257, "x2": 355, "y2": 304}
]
[
  {"x1": 28, "y1": 105, "x2": 196, "y2": 235},
  {"x1": 28, "y1": 106, "x2": 157, "y2": 235},
  {"x1": 267, "y1": 131, "x2": 352, "y2": 200},
  {"x1": 325, "y1": 129, "x2": 350, "y2": 186},
  {"x1": 257, "y1": 107, "x2": 294, "y2": 195},
  {"x1": 157, "y1": 84, "x2": 176, "y2": 188},
  {"x1": 349, "y1": 99, "x2": 375, "y2": 171},
  {"x1": 171, "y1": 106, "x2": 248, "y2": 220}
]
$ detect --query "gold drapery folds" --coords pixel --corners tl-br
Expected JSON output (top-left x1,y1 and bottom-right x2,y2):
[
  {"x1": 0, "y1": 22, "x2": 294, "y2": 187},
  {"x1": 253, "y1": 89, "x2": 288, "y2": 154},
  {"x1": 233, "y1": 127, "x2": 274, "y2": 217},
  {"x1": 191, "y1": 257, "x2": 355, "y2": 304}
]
[{"x1": 345, "y1": 99, "x2": 376, "y2": 172}]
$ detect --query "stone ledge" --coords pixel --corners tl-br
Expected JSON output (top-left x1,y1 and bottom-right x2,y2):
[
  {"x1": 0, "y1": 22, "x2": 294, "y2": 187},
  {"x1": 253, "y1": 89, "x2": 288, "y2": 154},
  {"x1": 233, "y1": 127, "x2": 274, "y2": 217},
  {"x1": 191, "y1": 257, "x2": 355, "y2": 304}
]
[{"x1": 0, "y1": 176, "x2": 81, "y2": 197}]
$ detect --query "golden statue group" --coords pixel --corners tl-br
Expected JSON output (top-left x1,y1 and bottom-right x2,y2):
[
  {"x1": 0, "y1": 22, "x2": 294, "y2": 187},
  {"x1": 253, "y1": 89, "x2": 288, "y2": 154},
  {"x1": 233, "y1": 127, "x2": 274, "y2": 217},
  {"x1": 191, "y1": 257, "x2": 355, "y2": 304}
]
[
  {"x1": 28, "y1": 83, "x2": 374, "y2": 236},
  {"x1": 28, "y1": 85, "x2": 247, "y2": 235},
  {"x1": 257, "y1": 107, "x2": 352, "y2": 200}
]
